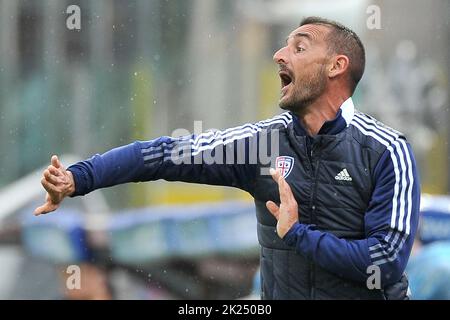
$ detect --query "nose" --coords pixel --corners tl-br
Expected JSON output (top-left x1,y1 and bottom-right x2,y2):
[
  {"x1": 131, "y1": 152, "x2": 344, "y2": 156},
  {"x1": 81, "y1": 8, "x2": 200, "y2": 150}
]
[{"x1": 273, "y1": 46, "x2": 287, "y2": 65}]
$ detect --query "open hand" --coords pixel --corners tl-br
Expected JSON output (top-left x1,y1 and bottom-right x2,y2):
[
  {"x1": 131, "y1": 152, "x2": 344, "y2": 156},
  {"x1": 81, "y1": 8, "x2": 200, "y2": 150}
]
[{"x1": 266, "y1": 168, "x2": 299, "y2": 238}]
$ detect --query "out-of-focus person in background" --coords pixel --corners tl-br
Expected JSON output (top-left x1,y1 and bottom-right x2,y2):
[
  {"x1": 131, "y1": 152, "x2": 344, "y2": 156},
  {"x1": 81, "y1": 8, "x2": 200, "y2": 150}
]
[{"x1": 35, "y1": 17, "x2": 420, "y2": 300}]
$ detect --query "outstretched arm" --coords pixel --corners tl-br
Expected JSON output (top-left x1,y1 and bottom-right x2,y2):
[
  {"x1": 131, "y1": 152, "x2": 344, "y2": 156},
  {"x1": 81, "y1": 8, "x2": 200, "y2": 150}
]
[{"x1": 35, "y1": 113, "x2": 292, "y2": 215}]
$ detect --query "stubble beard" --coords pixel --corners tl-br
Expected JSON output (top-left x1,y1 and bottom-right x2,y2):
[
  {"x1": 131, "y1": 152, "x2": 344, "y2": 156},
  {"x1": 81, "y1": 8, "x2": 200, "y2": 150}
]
[{"x1": 279, "y1": 66, "x2": 327, "y2": 113}]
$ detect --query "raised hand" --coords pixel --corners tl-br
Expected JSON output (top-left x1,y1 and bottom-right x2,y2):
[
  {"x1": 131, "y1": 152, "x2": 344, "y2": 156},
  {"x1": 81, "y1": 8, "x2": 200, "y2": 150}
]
[
  {"x1": 266, "y1": 168, "x2": 299, "y2": 238},
  {"x1": 34, "y1": 155, "x2": 75, "y2": 216}
]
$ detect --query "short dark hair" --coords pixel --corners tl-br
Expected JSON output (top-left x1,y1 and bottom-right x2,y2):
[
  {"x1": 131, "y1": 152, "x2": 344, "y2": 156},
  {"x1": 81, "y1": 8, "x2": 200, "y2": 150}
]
[{"x1": 300, "y1": 16, "x2": 366, "y2": 94}]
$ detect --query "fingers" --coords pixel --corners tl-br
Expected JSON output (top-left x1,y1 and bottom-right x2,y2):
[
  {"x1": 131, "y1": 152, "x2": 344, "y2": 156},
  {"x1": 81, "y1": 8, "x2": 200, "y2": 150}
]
[
  {"x1": 43, "y1": 169, "x2": 63, "y2": 185},
  {"x1": 278, "y1": 174, "x2": 295, "y2": 202},
  {"x1": 51, "y1": 155, "x2": 61, "y2": 169},
  {"x1": 269, "y1": 168, "x2": 281, "y2": 183},
  {"x1": 270, "y1": 168, "x2": 294, "y2": 204},
  {"x1": 266, "y1": 201, "x2": 280, "y2": 220},
  {"x1": 34, "y1": 202, "x2": 57, "y2": 216},
  {"x1": 35, "y1": 156, "x2": 65, "y2": 217},
  {"x1": 268, "y1": 168, "x2": 299, "y2": 238},
  {"x1": 41, "y1": 176, "x2": 61, "y2": 195},
  {"x1": 48, "y1": 165, "x2": 62, "y2": 177}
]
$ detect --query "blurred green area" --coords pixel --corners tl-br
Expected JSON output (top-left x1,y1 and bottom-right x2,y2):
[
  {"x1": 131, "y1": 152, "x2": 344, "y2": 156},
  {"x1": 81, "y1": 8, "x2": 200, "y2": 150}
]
[{"x1": 0, "y1": 0, "x2": 449, "y2": 210}]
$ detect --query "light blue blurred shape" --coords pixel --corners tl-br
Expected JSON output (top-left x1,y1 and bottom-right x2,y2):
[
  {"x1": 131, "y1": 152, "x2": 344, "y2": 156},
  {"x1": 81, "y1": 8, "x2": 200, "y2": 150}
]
[
  {"x1": 407, "y1": 241, "x2": 450, "y2": 299},
  {"x1": 21, "y1": 207, "x2": 89, "y2": 264},
  {"x1": 108, "y1": 202, "x2": 258, "y2": 264}
]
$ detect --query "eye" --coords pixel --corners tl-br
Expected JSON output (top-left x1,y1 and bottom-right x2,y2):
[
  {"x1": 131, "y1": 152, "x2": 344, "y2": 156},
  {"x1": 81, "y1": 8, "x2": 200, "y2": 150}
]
[{"x1": 296, "y1": 46, "x2": 305, "y2": 53}]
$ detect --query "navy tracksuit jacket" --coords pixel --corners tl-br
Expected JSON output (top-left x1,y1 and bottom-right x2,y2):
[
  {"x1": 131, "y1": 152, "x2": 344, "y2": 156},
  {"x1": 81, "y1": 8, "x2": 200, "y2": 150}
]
[{"x1": 68, "y1": 98, "x2": 420, "y2": 299}]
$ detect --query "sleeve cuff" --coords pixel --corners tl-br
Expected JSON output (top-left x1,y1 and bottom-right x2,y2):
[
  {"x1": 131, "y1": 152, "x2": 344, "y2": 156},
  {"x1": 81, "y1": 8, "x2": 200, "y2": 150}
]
[
  {"x1": 282, "y1": 222, "x2": 303, "y2": 247},
  {"x1": 67, "y1": 165, "x2": 88, "y2": 197}
]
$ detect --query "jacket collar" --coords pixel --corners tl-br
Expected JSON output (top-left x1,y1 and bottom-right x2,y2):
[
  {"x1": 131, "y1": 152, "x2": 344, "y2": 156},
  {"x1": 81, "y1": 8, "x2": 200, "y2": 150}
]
[{"x1": 290, "y1": 97, "x2": 355, "y2": 137}]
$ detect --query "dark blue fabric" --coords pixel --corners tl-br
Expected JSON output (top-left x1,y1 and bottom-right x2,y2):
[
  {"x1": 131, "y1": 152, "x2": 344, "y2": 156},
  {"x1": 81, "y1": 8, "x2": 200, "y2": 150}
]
[
  {"x1": 67, "y1": 109, "x2": 420, "y2": 299},
  {"x1": 291, "y1": 109, "x2": 346, "y2": 137},
  {"x1": 282, "y1": 135, "x2": 420, "y2": 288}
]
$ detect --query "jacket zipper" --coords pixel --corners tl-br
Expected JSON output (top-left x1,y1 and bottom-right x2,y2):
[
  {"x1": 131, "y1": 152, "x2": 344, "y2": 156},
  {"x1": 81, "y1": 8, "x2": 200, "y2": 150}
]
[
  {"x1": 309, "y1": 144, "x2": 321, "y2": 300},
  {"x1": 291, "y1": 135, "x2": 320, "y2": 299}
]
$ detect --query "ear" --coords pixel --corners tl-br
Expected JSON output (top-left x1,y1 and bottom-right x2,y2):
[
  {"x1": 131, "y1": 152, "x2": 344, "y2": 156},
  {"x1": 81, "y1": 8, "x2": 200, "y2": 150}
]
[{"x1": 328, "y1": 55, "x2": 349, "y2": 79}]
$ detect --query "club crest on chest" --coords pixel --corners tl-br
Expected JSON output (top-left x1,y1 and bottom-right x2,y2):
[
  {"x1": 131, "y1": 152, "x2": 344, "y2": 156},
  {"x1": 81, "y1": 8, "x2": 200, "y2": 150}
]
[{"x1": 275, "y1": 156, "x2": 294, "y2": 179}]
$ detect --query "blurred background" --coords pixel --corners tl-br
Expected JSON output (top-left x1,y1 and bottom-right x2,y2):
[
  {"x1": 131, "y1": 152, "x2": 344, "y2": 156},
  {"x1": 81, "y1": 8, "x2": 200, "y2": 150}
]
[{"x1": 0, "y1": 0, "x2": 449, "y2": 299}]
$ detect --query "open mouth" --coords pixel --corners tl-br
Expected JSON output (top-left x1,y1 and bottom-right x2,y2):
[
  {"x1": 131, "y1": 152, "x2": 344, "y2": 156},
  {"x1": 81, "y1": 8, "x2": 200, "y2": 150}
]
[{"x1": 279, "y1": 71, "x2": 293, "y2": 91}]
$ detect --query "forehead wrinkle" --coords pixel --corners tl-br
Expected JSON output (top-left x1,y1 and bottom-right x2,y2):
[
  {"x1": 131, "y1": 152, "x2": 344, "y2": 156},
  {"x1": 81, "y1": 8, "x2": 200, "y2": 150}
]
[
  {"x1": 294, "y1": 24, "x2": 331, "y2": 43},
  {"x1": 286, "y1": 32, "x2": 312, "y2": 45}
]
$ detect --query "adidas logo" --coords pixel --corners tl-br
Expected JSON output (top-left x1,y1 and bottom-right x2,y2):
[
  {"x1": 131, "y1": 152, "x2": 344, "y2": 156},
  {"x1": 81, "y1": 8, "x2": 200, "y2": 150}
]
[{"x1": 335, "y1": 168, "x2": 353, "y2": 181}]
